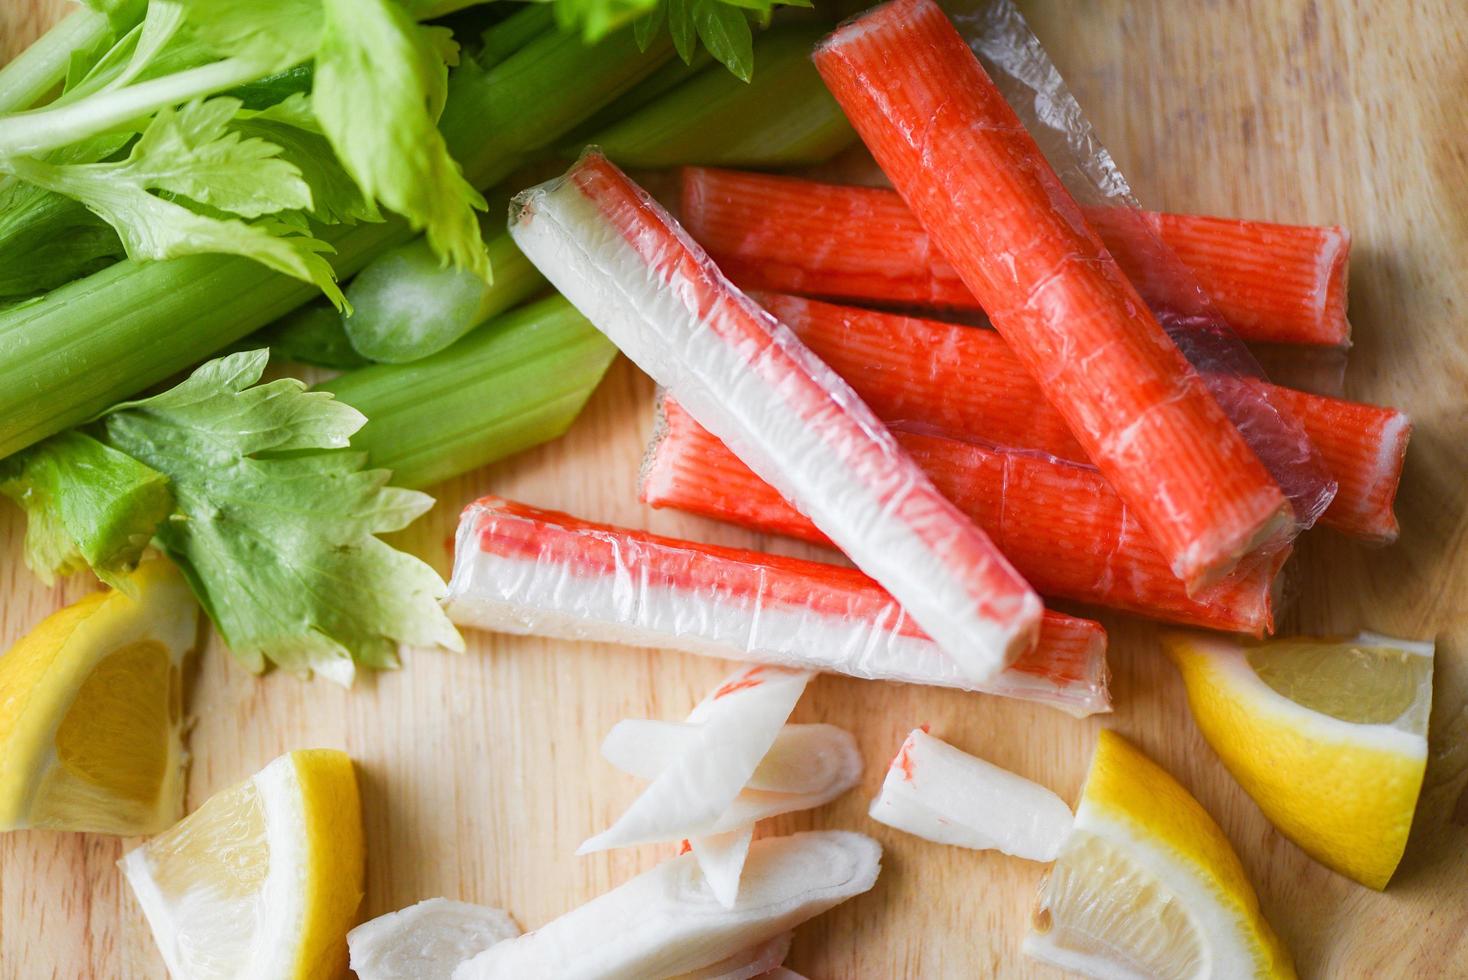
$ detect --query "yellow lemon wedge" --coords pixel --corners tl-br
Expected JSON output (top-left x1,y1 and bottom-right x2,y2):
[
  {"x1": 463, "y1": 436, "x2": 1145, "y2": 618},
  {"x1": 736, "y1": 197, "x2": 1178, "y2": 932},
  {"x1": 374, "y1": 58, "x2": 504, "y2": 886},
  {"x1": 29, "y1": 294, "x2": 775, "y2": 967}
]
[
  {"x1": 0, "y1": 560, "x2": 199, "y2": 835},
  {"x1": 1025, "y1": 730, "x2": 1294, "y2": 979},
  {"x1": 121, "y1": 749, "x2": 364, "y2": 980},
  {"x1": 1164, "y1": 631, "x2": 1432, "y2": 890}
]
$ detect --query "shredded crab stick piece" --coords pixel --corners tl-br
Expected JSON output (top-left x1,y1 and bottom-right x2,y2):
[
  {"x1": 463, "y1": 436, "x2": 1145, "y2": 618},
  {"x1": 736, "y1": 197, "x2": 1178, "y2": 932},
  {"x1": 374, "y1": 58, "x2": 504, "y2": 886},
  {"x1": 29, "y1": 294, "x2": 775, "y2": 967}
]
[
  {"x1": 680, "y1": 167, "x2": 1352, "y2": 348},
  {"x1": 645, "y1": 398, "x2": 1279, "y2": 635},
  {"x1": 452, "y1": 831, "x2": 881, "y2": 980},
  {"x1": 348, "y1": 900, "x2": 793, "y2": 980},
  {"x1": 814, "y1": 0, "x2": 1293, "y2": 592},
  {"x1": 603, "y1": 721, "x2": 863, "y2": 798},
  {"x1": 444, "y1": 497, "x2": 1110, "y2": 716},
  {"x1": 582, "y1": 666, "x2": 862, "y2": 908},
  {"x1": 349, "y1": 899, "x2": 522, "y2": 980},
  {"x1": 870, "y1": 729, "x2": 1074, "y2": 862},
  {"x1": 594, "y1": 714, "x2": 863, "y2": 908},
  {"x1": 754, "y1": 294, "x2": 1406, "y2": 544},
  {"x1": 508, "y1": 150, "x2": 1041, "y2": 682}
]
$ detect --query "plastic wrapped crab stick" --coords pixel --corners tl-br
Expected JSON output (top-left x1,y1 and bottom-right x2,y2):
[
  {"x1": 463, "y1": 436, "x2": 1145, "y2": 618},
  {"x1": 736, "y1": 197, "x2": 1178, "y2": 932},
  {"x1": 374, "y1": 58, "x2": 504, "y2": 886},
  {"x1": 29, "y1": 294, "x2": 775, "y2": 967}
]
[
  {"x1": 445, "y1": 497, "x2": 1110, "y2": 716},
  {"x1": 454, "y1": 831, "x2": 881, "y2": 980},
  {"x1": 754, "y1": 294, "x2": 1406, "y2": 543},
  {"x1": 814, "y1": 0, "x2": 1294, "y2": 592},
  {"x1": 680, "y1": 167, "x2": 1352, "y2": 348},
  {"x1": 644, "y1": 399, "x2": 1280, "y2": 635},
  {"x1": 509, "y1": 150, "x2": 1041, "y2": 682},
  {"x1": 869, "y1": 729, "x2": 1074, "y2": 861}
]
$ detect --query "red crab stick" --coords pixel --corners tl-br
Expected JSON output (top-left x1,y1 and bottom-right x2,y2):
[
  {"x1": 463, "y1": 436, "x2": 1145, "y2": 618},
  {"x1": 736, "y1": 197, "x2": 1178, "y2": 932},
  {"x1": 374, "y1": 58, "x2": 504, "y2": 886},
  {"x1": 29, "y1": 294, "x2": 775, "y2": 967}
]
[
  {"x1": 758, "y1": 294, "x2": 1407, "y2": 543},
  {"x1": 644, "y1": 398, "x2": 1281, "y2": 635},
  {"x1": 509, "y1": 151, "x2": 1041, "y2": 681},
  {"x1": 444, "y1": 497, "x2": 1111, "y2": 716},
  {"x1": 680, "y1": 167, "x2": 1352, "y2": 348},
  {"x1": 815, "y1": 0, "x2": 1292, "y2": 592}
]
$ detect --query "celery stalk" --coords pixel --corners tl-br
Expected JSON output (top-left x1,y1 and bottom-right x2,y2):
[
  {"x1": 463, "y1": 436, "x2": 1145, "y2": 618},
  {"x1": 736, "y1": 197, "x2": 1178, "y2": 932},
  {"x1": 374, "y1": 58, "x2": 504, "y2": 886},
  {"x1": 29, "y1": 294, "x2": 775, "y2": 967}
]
[
  {"x1": 318, "y1": 295, "x2": 616, "y2": 489},
  {"x1": 0, "y1": 26, "x2": 674, "y2": 461},
  {"x1": 479, "y1": 5, "x2": 558, "y2": 69},
  {"x1": 583, "y1": 26, "x2": 856, "y2": 168},
  {"x1": 343, "y1": 226, "x2": 546, "y2": 363},
  {"x1": 0, "y1": 8, "x2": 114, "y2": 114}
]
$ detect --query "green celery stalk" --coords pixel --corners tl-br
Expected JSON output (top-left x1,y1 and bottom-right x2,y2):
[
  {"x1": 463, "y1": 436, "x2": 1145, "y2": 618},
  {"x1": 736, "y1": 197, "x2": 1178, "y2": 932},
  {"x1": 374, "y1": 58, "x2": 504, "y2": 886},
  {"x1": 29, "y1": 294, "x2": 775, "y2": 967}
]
[
  {"x1": 479, "y1": 5, "x2": 558, "y2": 69},
  {"x1": 583, "y1": 25, "x2": 856, "y2": 168},
  {"x1": 343, "y1": 218, "x2": 546, "y2": 363},
  {"x1": 561, "y1": 47, "x2": 713, "y2": 148},
  {"x1": 0, "y1": 8, "x2": 114, "y2": 114},
  {"x1": 0, "y1": 25, "x2": 675, "y2": 461},
  {"x1": 318, "y1": 295, "x2": 616, "y2": 489}
]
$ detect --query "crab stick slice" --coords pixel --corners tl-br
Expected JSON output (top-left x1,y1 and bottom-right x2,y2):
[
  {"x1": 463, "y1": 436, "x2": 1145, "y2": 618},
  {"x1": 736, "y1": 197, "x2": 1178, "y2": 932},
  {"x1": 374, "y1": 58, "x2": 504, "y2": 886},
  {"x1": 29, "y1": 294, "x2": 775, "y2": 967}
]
[
  {"x1": 643, "y1": 398, "x2": 1281, "y2": 635},
  {"x1": 453, "y1": 831, "x2": 881, "y2": 980},
  {"x1": 680, "y1": 167, "x2": 1351, "y2": 348},
  {"x1": 815, "y1": 0, "x2": 1292, "y2": 592},
  {"x1": 752, "y1": 294, "x2": 1407, "y2": 543},
  {"x1": 869, "y1": 729, "x2": 1074, "y2": 861},
  {"x1": 445, "y1": 497, "x2": 1110, "y2": 716},
  {"x1": 509, "y1": 150, "x2": 1041, "y2": 681},
  {"x1": 349, "y1": 899, "x2": 521, "y2": 980}
]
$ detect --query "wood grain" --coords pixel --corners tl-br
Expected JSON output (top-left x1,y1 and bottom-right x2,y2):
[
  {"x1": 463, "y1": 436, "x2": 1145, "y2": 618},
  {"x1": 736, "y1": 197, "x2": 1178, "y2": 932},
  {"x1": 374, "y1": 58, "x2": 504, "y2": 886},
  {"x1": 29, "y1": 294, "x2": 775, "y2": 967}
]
[{"x1": 3, "y1": 1, "x2": 1467, "y2": 977}]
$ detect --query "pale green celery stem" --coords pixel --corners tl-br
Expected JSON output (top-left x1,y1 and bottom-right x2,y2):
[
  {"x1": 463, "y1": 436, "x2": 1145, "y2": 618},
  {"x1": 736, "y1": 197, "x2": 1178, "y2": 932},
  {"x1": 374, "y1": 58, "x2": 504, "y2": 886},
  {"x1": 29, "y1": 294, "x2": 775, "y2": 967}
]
[
  {"x1": 586, "y1": 26, "x2": 856, "y2": 169},
  {"x1": 0, "y1": 8, "x2": 112, "y2": 114},
  {"x1": 0, "y1": 28, "x2": 675, "y2": 461},
  {"x1": 0, "y1": 56, "x2": 266, "y2": 156},
  {"x1": 319, "y1": 296, "x2": 616, "y2": 489},
  {"x1": 343, "y1": 230, "x2": 545, "y2": 363}
]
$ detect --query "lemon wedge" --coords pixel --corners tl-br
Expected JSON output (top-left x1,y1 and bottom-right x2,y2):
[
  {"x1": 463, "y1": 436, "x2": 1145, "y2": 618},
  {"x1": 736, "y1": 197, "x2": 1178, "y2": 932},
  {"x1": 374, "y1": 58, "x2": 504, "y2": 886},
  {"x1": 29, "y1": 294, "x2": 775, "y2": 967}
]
[
  {"x1": 1025, "y1": 730, "x2": 1294, "y2": 979},
  {"x1": 121, "y1": 748, "x2": 364, "y2": 980},
  {"x1": 1164, "y1": 631, "x2": 1432, "y2": 890},
  {"x1": 0, "y1": 560, "x2": 199, "y2": 835}
]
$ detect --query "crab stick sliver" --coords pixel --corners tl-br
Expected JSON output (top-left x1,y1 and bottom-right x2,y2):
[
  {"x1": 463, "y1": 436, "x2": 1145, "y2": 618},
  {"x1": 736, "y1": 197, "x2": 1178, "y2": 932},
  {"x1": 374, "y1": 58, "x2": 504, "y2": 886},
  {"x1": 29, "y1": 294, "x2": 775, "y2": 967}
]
[
  {"x1": 509, "y1": 150, "x2": 1041, "y2": 682},
  {"x1": 454, "y1": 832, "x2": 880, "y2": 980},
  {"x1": 815, "y1": 0, "x2": 1292, "y2": 592},
  {"x1": 680, "y1": 167, "x2": 1352, "y2": 348},
  {"x1": 445, "y1": 497, "x2": 1111, "y2": 716},
  {"x1": 758, "y1": 294, "x2": 1406, "y2": 544},
  {"x1": 644, "y1": 398, "x2": 1280, "y2": 635}
]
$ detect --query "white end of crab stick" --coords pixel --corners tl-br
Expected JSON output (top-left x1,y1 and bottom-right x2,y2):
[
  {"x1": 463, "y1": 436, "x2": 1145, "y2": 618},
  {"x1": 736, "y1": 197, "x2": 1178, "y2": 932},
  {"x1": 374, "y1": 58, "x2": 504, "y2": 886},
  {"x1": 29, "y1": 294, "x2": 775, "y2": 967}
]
[
  {"x1": 580, "y1": 666, "x2": 813, "y2": 854},
  {"x1": 348, "y1": 899, "x2": 521, "y2": 980},
  {"x1": 869, "y1": 729, "x2": 1074, "y2": 862},
  {"x1": 508, "y1": 150, "x2": 1042, "y2": 682},
  {"x1": 452, "y1": 831, "x2": 881, "y2": 980}
]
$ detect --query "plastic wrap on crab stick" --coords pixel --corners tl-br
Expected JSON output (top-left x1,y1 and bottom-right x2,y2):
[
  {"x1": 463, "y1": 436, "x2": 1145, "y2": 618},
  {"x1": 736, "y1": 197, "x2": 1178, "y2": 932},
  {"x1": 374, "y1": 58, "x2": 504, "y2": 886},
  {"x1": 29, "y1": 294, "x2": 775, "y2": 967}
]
[
  {"x1": 815, "y1": 0, "x2": 1335, "y2": 592},
  {"x1": 751, "y1": 294, "x2": 1406, "y2": 543},
  {"x1": 444, "y1": 497, "x2": 1110, "y2": 716},
  {"x1": 643, "y1": 397, "x2": 1282, "y2": 635},
  {"x1": 453, "y1": 831, "x2": 880, "y2": 980},
  {"x1": 679, "y1": 167, "x2": 1352, "y2": 349},
  {"x1": 869, "y1": 728, "x2": 1074, "y2": 862},
  {"x1": 508, "y1": 149, "x2": 1041, "y2": 682}
]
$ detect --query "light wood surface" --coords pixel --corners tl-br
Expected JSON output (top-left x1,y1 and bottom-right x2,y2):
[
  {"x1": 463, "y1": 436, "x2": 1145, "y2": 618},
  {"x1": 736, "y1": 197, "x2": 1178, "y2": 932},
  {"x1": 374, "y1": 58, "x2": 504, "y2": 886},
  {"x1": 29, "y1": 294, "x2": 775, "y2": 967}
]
[{"x1": 3, "y1": 1, "x2": 1467, "y2": 977}]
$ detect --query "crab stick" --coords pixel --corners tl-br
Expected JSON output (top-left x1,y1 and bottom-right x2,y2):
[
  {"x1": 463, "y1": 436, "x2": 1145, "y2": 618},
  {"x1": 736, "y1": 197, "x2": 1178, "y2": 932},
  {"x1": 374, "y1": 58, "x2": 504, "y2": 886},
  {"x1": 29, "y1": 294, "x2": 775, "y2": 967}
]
[
  {"x1": 815, "y1": 0, "x2": 1292, "y2": 591},
  {"x1": 445, "y1": 497, "x2": 1110, "y2": 716},
  {"x1": 869, "y1": 729, "x2": 1074, "y2": 861},
  {"x1": 454, "y1": 831, "x2": 880, "y2": 980},
  {"x1": 643, "y1": 398, "x2": 1281, "y2": 635},
  {"x1": 753, "y1": 294, "x2": 1407, "y2": 543},
  {"x1": 509, "y1": 150, "x2": 1041, "y2": 682},
  {"x1": 680, "y1": 167, "x2": 1351, "y2": 348}
]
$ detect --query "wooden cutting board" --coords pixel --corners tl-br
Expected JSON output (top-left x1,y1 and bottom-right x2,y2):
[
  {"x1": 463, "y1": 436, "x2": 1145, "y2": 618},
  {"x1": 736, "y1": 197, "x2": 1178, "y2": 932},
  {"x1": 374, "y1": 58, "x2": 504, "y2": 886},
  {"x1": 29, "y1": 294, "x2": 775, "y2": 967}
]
[{"x1": 3, "y1": 1, "x2": 1467, "y2": 976}]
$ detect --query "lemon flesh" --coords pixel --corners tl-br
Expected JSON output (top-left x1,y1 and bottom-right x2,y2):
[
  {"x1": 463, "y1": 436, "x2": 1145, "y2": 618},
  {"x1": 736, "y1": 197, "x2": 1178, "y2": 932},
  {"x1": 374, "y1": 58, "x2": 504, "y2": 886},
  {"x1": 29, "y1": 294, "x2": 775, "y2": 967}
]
[
  {"x1": 1165, "y1": 632, "x2": 1432, "y2": 890},
  {"x1": 121, "y1": 748, "x2": 364, "y2": 980},
  {"x1": 0, "y1": 561, "x2": 198, "y2": 834},
  {"x1": 1025, "y1": 730, "x2": 1294, "y2": 979}
]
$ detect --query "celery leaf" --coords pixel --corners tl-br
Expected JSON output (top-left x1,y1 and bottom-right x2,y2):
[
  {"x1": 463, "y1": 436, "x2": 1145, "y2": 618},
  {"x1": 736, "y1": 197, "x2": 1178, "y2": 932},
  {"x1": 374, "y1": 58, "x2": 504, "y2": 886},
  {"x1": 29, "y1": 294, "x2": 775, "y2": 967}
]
[
  {"x1": 101, "y1": 349, "x2": 463, "y2": 684},
  {"x1": 0, "y1": 430, "x2": 174, "y2": 591},
  {"x1": 172, "y1": 0, "x2": 324, "y2": 69},
  {"x1": 234, "y1": 93, "x2": 382, "y2": 225},
  {"x1": 692, "y1": 0, "x2": 753, "y2": 81},
  {"x1": 1, "y1": 98, "x2": 345, "y2": 306},
  {"x1": 313, "y1": 0, "x2": 490, "y2": 280}
]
